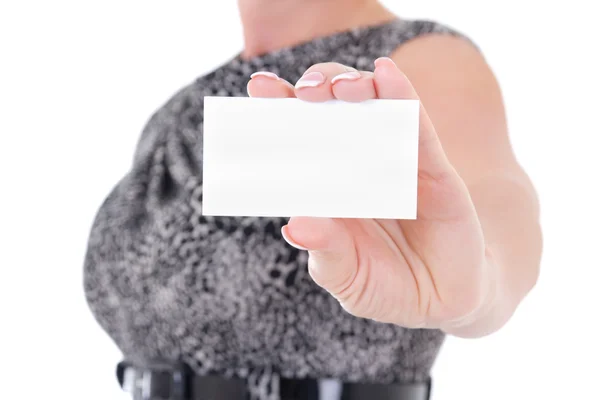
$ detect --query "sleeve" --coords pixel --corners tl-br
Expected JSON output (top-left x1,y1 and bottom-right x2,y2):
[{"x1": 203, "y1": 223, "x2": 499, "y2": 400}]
[{"x1": 375, "y1": 19, "x2": 481, "y2": 59}]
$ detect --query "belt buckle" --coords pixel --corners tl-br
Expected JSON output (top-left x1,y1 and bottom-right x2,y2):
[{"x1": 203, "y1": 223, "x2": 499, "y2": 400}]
[{"x1": 117, "y1": 360, "x2": 190, "y2": 400}]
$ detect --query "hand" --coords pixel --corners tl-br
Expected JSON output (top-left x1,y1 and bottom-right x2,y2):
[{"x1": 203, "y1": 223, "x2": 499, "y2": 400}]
[{"x1": 247, "y1": 58, "x2": 497, "y2": 335}]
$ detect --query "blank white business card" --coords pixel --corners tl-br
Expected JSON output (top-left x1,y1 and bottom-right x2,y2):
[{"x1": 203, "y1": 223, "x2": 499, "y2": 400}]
[{"x1": 202, "y1": 96, "x2": 419, "y2": 219}]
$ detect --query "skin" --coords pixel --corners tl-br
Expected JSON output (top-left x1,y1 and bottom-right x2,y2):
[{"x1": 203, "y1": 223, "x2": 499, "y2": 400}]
[{"x1": 240, "y1": 0, "x2": 543, "y2": 338}]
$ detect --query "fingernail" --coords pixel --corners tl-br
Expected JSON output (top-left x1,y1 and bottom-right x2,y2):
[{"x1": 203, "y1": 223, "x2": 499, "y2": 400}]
[
  {"x1": 331, "y1": 71, "x2": 362, "y2": 84},
  {"x1": 295, "y1": 72, "x2": 326, "y2": 89},
  {"x1": 281, "y1": 226, "x2": 309, "y2": 251},
  {"x1": 250, "y1": 71, "x2": 280, "y2": 80},
  {"x1": 374, "y1": 57, "x2": 397, "y2": 68}
]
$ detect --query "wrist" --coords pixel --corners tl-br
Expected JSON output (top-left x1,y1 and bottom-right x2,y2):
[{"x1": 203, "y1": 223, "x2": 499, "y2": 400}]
[{"x1": 440, "y1": 247, "x2": 515, "y2": 338}]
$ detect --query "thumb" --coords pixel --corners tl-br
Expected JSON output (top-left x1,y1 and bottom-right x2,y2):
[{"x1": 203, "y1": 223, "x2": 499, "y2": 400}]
[
  {"x1": 281, "y1": 217, "x2": 358, "y2": 298},
  {"x1": 374, "y1": 57, "x2": 452, "y2": 182},
  {"x1": 374, "y1": 57, "x2": 473, "y2": 221}
]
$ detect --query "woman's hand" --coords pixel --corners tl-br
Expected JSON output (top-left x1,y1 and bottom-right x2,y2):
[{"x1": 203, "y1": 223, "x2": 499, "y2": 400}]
[{"x1": 247, "y1": 58, "x2": 501, "y2": 336}]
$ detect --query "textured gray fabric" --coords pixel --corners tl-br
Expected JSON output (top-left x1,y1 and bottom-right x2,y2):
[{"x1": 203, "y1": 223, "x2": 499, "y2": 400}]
[{"x1": 84, "y1": 18, "x2": 471, "y2": 400}]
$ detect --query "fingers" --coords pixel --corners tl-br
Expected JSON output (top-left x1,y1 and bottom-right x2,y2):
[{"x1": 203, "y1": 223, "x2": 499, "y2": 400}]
[
  {"x1": 294, "y1": 63, "x2": 377, "y2": 102},
  {"x1": 332, "y1": 71, "x2": 376, "y2": 102},
  {"x1": 247, "y1": 72, "x2": 296, "y2": 98},
  {"x1": 248, "y1": 63, "x2": 378, "y2": 102},
  {"x1": 281, "y1": 217, "x2": 359, "y2": 305}
]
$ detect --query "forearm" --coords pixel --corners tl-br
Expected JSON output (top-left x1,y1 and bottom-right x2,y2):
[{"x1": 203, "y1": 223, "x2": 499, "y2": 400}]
[
  {"x1": 444, "y1": 170, "x2": 543, "y2": 337},
  {"x1": 390, "y1": 34, "x2": 542, "y2": 337}
]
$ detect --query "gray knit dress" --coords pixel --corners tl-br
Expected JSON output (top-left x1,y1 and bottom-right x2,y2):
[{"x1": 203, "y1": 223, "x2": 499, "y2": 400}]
[{"x1": 84, "y1": 18, "x2": 471, "y2": 400}]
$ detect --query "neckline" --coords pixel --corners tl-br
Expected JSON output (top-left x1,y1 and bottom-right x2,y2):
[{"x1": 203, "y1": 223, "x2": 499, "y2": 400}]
[{"x1": 231, "y1": 18, "x2": 404, "y2": 67}]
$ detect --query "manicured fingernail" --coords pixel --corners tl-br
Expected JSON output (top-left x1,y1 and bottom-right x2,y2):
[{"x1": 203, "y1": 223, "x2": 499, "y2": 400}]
[
  {"x1": 281, "y1": 226, "x2": 309, "y2": 251},
  {"x1": 331, "y1": 71, "x2": 362, "y2": 84},
  {"x1": 295, "y1": 72, "x2": 326, "y2": 89},
  {"x1": 250, "y1": 71, "x2": 280, "y2": 80},
  {"x1": 374, "y1": 57, "x2": 397, "y2": 68}
]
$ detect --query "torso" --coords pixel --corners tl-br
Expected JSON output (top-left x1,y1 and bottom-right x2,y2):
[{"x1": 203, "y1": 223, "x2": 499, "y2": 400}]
[{"x1": 85, "y1": 18, "x2": 466, "y2": 400}]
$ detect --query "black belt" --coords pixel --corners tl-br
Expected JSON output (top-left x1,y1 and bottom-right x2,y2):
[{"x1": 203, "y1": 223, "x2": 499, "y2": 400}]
[{"x1": 116, "y1": 361, "x2": 431, "y2": 400}]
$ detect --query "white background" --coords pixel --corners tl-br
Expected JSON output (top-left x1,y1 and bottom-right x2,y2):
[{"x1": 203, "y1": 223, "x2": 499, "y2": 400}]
[{"x1": 1, "y1": 1, "x2": 599, "y2": 399}]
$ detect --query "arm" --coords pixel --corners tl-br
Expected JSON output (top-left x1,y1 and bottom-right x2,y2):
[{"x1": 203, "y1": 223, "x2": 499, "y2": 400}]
[
  {"x1": 392, "y1": 35, "x2": 543, "y2": 336},
  {"x1": 248, "y1": 38, "x2": 543, "y2": 338}
]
